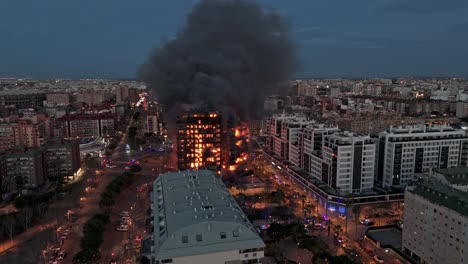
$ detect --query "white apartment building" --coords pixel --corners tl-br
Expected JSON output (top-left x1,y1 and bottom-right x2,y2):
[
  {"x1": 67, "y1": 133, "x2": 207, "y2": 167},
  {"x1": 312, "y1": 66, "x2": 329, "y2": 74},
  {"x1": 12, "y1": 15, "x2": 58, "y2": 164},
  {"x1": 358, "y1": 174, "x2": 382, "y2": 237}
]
[
  {"x1": 266, "y1": 114, "x2": 314, "y2": 166},
  {"x1": 299, "y1": 123, "x2": 340, "y2": 179},
  {"x1": 145, "y1": 170, "x2": 264, "y2": 264},
  {"x1": 403, "y1": 179, "x2": 468, "y2": 264},
  {"x1": 377, "y1": 125, "x2": 468, "y2": 188},
  {"x1": 321, "y1": 132, "x2": 376, "y2": 194}
]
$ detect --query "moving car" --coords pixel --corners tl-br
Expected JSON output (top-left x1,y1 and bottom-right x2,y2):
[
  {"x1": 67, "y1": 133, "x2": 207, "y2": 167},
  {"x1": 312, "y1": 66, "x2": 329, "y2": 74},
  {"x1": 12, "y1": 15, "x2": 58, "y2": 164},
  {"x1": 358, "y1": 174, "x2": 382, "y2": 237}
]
[{"x1": 374, "y1": 255, "x2": 384, "y2": 263}]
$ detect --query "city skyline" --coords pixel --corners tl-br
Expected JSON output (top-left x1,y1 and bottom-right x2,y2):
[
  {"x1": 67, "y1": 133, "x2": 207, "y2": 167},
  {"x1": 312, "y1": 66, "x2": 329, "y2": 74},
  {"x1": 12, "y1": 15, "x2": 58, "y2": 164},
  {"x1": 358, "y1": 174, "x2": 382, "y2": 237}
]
[{"x1": 1, "y1": 0, "x2": 467, "y2": 79}]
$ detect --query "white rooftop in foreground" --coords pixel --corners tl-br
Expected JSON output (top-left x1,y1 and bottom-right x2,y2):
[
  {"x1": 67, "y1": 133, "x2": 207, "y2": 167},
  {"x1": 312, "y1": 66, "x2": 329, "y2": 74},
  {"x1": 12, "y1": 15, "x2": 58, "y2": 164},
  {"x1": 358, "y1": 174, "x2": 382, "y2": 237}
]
[{"x1": 152, "y1": 170, "x2": 264, "y2": 260}]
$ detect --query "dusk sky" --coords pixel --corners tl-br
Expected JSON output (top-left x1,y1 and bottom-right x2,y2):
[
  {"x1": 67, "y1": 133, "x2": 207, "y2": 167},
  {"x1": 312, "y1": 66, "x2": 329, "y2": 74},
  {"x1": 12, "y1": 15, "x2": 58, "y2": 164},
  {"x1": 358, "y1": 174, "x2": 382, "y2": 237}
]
[{"x1": 0, "y1": 0, "x2": 467, "y2": 79}]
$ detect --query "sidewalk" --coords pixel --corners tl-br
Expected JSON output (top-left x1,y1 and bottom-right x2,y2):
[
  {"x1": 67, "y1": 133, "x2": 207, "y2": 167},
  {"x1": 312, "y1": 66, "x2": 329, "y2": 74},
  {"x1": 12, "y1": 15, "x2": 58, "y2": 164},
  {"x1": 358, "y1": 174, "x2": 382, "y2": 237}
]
[{"x1": 0, "y1": 220, "x2": 58, "y2": 256}]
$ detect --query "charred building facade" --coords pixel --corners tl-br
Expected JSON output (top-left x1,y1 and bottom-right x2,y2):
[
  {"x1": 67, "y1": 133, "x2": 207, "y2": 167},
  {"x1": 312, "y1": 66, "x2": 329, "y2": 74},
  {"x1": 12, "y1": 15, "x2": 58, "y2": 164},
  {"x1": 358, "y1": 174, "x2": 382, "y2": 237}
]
[
  {"x1": 176, "y1": 111, "x2": 249, "y2": 173},
  {"x1": 177, "y1": 112, "x2": 222, "y2": 171}
]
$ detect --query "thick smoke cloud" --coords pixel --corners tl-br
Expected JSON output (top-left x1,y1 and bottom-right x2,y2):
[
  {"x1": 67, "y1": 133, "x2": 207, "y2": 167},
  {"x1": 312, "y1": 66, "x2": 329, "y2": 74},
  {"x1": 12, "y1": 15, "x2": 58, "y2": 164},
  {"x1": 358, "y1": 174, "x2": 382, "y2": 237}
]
[{"x1": 138, "y1": 0, "x2": 296, "y2": 120}]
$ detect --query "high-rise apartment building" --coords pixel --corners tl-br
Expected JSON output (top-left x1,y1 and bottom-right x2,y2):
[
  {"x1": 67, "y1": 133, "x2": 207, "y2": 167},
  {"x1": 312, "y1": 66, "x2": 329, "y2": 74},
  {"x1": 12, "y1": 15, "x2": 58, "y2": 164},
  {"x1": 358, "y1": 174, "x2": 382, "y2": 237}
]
[
  {"x1": 44, "y1": 138, "x2": 81, "y2": 181},
  {"x1": 266, "y1": 114, "x2": 314, "y2": 165},
  {"x1": 177, "y1": 112, "x2": 222, "y2": 171},
  {"x1": 377, "y1": 125, "x2": 468, "y2": 188},
  {"x1": 320, "y1": 132, "x2": 376, "y2": 193},
  {"x1": 402, "y1": 176, "x2": 468, "y2": 264},
  {"x1": 0, "y1": 146, "x2": 46, "y2": 195},
  {"x1": 144, "y1": 170, "x2": 264, "y2": 264},
  {"x1": 0, "y1": 119, "x2": 48, "y2": 152},
  {"x1": 266, "y1": 115, "x2": 375, "y2": 194}
]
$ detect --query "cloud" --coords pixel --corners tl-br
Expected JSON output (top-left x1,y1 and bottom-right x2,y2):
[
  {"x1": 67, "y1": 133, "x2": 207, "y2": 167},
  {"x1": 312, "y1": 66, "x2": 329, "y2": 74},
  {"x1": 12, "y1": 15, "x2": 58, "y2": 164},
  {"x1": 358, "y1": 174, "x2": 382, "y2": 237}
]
[{"x1": 373, "y1": 0, "x2": 468, "y2": 14}]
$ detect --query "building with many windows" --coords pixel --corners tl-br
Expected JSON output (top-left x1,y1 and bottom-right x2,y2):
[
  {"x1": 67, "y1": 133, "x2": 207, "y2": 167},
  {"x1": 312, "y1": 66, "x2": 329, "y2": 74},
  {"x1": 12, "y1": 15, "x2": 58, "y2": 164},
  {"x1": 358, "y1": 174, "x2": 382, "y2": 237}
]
[
  {"x1": 377, "y1": 125, "x2": 468, "y2": 188},
  {"x1": 43, "y1": 138, "x2": 80, "y2": 181},
  {"x1": 320, "y1": 132, "x2": 376, "y2": 193},
  {"x1": 266, "y1": 115, "x2": 375, "y2": 194},
  {"x1": 145, "y1": 170, "x2": 264, "y2": 264},
  {"x1": 177, "y1": 112, "x2": 222, "y2": 171},
  {"x1": 402, "y1": 176, "x2": 468, "y2": 264},
  {"x1": 0, "y1": 146, "x2": 46, "y2": 196},
  {"x1": 58, "y1": 113, "x2": 116, "y2": 138},
  {"x1": 0, "y1": 119, "x2": 48, "y2": 153}
]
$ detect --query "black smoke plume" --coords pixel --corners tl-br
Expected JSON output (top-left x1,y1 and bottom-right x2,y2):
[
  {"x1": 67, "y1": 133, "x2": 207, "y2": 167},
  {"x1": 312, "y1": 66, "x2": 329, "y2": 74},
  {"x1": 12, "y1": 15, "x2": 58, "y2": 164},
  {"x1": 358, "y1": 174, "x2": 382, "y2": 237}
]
[{"x1": 138, "y1": 0, "x2": 296, "y2": 120}]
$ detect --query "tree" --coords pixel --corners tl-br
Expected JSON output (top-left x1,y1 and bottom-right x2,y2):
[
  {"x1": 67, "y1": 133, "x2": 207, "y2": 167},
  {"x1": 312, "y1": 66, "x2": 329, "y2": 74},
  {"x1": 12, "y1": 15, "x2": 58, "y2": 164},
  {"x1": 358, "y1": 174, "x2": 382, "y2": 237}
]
[
  {"x1": 1, "y1": 214, "x2": 17, "y2": 241},
  {"x1": 15, "y1": 175, "x2": 29, "y2": 195},
  {"x1": 334, "y1": 224, "x2": 342, "y2": 237},
  {"x1": 264, "y1": 179, "x2": 274, "y2": 193},
  {"x1": 330, "y1": 255, "x2": 354, "y2": 264},
  {"x1": 17, "y1": 207, "x2": 34, "y2": 230},
  {"x1": 140, "y1": 256, "x2": 150, "y2": 264},
  {"x1": 35, "y1": 202, "x2": 49, "y2": 219},
  {"x1": 267, "y1": 223, "x2": 283, "y2": 239}
]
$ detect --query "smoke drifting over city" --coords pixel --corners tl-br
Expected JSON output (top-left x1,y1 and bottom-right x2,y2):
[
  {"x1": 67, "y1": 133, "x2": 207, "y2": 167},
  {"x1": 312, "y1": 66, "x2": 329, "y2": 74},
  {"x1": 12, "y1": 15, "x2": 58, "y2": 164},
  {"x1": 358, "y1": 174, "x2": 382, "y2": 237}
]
[{"x1": 138, "y1": 0, "x2": 296, "y2": 120}]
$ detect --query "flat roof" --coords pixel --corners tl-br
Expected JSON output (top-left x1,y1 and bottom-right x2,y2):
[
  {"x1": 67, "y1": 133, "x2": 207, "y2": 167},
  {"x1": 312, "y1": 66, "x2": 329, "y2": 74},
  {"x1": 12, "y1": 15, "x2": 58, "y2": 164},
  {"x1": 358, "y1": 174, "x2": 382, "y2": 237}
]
[
  {"x1": 366, "y1": 227, "x2": 402, "y2": 248},
  {"x1": 433, "y1": 167, "x2": 468, "y2": 185},
  {"x1": 409, "y1": 180, "x2": 468, "y2": 217},
  {"x1": 152, "y1": 170, "x2": 264, "y2": 260},
  {"x1": 0, "y1": 89, "x2": 45, "y2": 96}
]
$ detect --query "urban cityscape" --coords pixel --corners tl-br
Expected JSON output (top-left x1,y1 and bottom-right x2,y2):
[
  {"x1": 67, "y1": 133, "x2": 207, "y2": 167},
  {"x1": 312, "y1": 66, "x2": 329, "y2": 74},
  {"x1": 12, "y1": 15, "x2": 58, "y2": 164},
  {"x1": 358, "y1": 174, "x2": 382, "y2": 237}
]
[{"x1": 0, "y1": 1, "x2": 467, "y2": 264}]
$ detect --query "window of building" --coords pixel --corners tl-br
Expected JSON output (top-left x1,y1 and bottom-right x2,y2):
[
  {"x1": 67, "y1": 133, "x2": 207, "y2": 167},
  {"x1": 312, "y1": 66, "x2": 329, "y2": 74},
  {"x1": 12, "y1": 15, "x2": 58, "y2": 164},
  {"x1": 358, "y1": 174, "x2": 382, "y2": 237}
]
[
  {"x1": 233, "y1": 230, "x2": 239, "y2": 237},
  {"x1": 182, "y1": 236, "x2": 188, "y2": 243},
  {"x1": 220, "y1": 232, "x2": 227, "y2": 239},
  {"x1": 196, "y1": 234, "x2": 203, "y2": 242}
]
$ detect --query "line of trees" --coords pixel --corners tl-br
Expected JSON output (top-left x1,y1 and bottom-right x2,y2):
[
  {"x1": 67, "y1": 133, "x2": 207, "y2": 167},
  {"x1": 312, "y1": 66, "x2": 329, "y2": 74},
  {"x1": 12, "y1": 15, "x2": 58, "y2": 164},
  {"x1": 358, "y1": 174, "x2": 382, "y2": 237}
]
[
  {"x1": 73, "y1": 214, "x2": 109, "y2": 263},
  {"x1": 98, "y1": 168, "x2": 140, "y2": 211},
  {"x1": 73, "y1": 168, "x2": 141, "y2": 262}
]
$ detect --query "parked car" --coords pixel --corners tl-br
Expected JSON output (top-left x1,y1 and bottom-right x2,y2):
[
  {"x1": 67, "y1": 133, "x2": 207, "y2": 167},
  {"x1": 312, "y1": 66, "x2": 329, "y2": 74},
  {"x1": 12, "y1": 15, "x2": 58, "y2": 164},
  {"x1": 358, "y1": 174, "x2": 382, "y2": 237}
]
[
  {"x1": 116, "y1": 225, "x2": 129, "y2": 232},
  {"x1": 374, "y1": 255, "x2": 384, "y2": 263},
  {"x1": 120, "y1": 211, "x2": 130, "y2": 216},
  {"x1": 387, "y1": 211, "x2": 399, "y2": 216},
  {"x1": 313, "y1": 223, "x2": 325, "y2": 229},
  {"x1": 58, "y1": 251, "x2": 67, "y2": 260}
]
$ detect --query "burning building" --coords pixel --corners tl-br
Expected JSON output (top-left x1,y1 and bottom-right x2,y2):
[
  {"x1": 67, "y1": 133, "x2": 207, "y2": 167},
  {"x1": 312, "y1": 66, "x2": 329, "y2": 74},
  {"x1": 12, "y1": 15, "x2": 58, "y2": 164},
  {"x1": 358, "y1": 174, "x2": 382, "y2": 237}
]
[
  {"x1": 177, "y1": 111, "x2": 222, "y2": 171},
  {"x1": 176, "y1": 110, "x2": 250, "y2": 173}
]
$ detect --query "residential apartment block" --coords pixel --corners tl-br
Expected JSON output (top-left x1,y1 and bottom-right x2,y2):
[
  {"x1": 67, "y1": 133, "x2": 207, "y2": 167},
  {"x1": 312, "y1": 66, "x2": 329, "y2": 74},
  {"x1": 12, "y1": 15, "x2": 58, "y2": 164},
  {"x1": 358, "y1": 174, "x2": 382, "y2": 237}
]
[
  {"x1": 145, "y1": 170, "x2": 264, "y2": 264},
  {"x1": 377, "y1": 125, "x2": 468, "y2": 188},
  {"x1": 58, "y1": 113, "x2": 116, "y2": 138},
  {"x1": 403, "y1": 176, "x2": 468, "y2": 264},
  {"x1": 0, "y1": 146, "x2": 46, "y2": 195},
  {"x1": 266, "y1": 114, "x2": 376, "y2": 194},
  {"x1": 0, "y1": 119, "x2": 48, "y2": 152},
  {"x1": 44, "y1": 138, "x2": 81, "y2": 181}
]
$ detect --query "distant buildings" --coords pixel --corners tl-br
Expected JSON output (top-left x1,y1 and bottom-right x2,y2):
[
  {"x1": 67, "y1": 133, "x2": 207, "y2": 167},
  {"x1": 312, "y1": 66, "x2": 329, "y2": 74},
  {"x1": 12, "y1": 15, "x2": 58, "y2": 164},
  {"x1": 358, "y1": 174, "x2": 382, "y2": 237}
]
[
  {"x1": 46, "y1": 92, "x2": 72, "y2": 106},
  {"x1": 402, "y1": 172, "x2": 468, "y2": 264},
  {"x1": 58, "y1": 112, "x2": 116, "y2": 138},
  {"x1": 0, "y1": 89, "x2": 46, "y2": 108},
  {"x1": 376, "y1": 125, "x2": 468, "y2": 188},
  {"x1": 0, "y1": 118, "x2": 49, "y2": 152},
  {"x1": 0, "y1": 138, "x2": 81, "y2": 198},
  {"x1": 144, "y1": 170, "x2": 264, "y2": 264}
]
